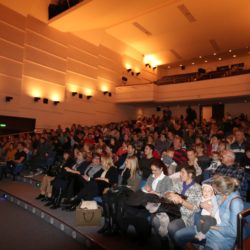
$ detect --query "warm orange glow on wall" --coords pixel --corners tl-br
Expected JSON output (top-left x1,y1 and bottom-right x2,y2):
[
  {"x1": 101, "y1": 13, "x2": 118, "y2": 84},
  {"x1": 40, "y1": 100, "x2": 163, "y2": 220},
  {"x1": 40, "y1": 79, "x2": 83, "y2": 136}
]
[
  {"x1": 101, "y1": 85, "x2": 109, "y2": 92},
  {"x1": 68, "y1": 84, "x2": 78, "y2": 93},
  {"x1": 50, "y1": 93, "x2": 60, "y2": 102},
  {"x1": 85, "y1": 88, "x2": 93, "y2": 96},
  {"x1": 125, "y1": 63, "x2": 132, "y2": 70},
  {"x1": 30, "y1": 89, "x2": 42, "y2": 98}
]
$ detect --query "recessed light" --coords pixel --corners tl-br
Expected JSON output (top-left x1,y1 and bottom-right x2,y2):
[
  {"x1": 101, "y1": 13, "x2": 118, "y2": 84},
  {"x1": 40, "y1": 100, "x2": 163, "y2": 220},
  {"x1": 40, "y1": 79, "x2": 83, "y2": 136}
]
[
  {"x1": 213, "y1": 52, "x2": 217, "y2": 56},
  {"x1": 233, "y1": 55, "x2": 237, "y2": 58},
  {"x1": 192, "y1": 62, "x2": 195, "y2": 65},
  {"x1": 218, "y1": 57, "x2": 222, "y2": 60},
  {"x1": 229, "y1": 49, "x2": 232, "y2": 53},
  {"x1": 204, "y1": 60, "x2": 208, "y2": 63},
  {"x1": 179, "y1": 64, "x2": 183, "y2": 67},
  {"x1": 199, "y1": 56, "x2": 202, "y2": 59},
  {"x1": 168, "y1": 65, "x2": 171, "y2": 69}
]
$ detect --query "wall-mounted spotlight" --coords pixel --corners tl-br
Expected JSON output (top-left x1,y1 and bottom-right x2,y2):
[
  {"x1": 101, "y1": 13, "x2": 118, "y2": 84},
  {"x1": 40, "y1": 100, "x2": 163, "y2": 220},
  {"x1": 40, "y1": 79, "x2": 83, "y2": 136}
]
[
  {"x1": 78, "y1": 93, "x2": 83, "y2": 99},
  {"x1": 53, "y1": 101, "x2": 60, "y2": 106},
  {"x1": 103, "y1": 91, "x2": 108, "y2": 95},
  {"x1": 5, "y1": 96, "x2": 13, "y2": 102},
  {"x1": 72, "y1": 92, "x2": 77, "y2": 96},
  {"x1": 127, "y1": 68, "x2": 132, "y2": 73},
  {"x1": 122, "y1": 76, "x2": 128, "y2": 82},
  {"x1": 136, "y1": 72, "x2": 141, "y2": 76},
  {"x1": 108, "y1": 92, "x2": 112, "y2": 97},
  {"x1": 43, "y1": 98, "x2": 48, "y2": 104},
  {"x1": 34, "y1": 97, "x2": 41, "y2": 102},
  {"x1": 86, "y1": 95, "x2": 92, "y2": 100}
]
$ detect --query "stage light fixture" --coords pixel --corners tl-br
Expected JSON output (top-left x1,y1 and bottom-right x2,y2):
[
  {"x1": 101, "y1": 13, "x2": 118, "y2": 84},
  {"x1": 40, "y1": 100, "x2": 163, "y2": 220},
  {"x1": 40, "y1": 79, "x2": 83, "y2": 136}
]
[
  {"x1": 5, "y1": 96, "x2": 13, "y2": 102},
  {"x1": 34, "y1": 97, "x2": 41, "y2": 102},
  {"x1": 43, "y1": 98, "x2": 48, "y2": 104}
]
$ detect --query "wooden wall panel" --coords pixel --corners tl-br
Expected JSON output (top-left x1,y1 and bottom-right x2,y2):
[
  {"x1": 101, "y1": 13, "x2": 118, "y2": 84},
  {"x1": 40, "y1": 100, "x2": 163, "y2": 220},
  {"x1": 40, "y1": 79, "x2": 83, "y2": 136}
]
[
  {"x1": 0, "y1": 38, "x2": 24, "y2": 62},
  {"x1": 67, "y1": 59, "x2": 98, "y2": 79},
  {"x1": 25, "y1": 46, "x2": 66, "y2": 72},
  {"x1": 68, "y1": 46, "x2": 98, "y2": 67},
  {"x1": 0, "y1": 74, "x2": 22, "y2": 95},
  {"x1": 26, "y1": 16, "x2": 67, "y2": 46},
  {"x1": 0, "y1": 4, "x2": 26, "y2": 29},
  {"x1": 0, "y1": 57, "x2": 23, "y2": 78},
  {"x1": 23, "y1": 61, "x2": 65, "y2": 85},
  {"x1": 0, "y1": 21, "x2": 25, "y2": 46},
  {"x1": 25, "y1": 30, "x2": 67, "y2": 59}
]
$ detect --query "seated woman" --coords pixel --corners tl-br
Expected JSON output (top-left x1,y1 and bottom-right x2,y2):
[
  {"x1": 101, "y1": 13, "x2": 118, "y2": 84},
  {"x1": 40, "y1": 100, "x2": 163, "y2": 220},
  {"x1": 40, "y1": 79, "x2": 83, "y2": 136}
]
[
  {"x1": 98, "y1": 155, "x2": 141, "y2": 235},
  {"x1": 174, "y1": 176, "x2": 244, "y2": 250},
  {"x1": 64, "y1": 155, "x2": 118, "y2": 211},
  {"x1": 42, "y1": 150, "x2": 76, "y2": 208},
  {"x1": 162, "y1": 165, "x2": 202, "y2": 248},
  {"x1": 36, "y1": 149, "x2": 82, "y2": 202},
  {"x1": 121, "y1": 159, "x2": 172, "y2": 244}
]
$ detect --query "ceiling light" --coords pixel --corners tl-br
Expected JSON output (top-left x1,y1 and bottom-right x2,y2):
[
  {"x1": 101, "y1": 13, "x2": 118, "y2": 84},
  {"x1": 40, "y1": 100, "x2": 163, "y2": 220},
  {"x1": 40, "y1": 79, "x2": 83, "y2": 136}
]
[
  {"x1": 233, "y1": 55, "x2": 237, "y2": 58},
  {"x1": 199, "y1": 56, "x2": 202, "y2": 59},
  {"x1": 167, "y1": 66, "x2": 171, "y2": 69},
  {"x1": 218, "y1": 58, "x2": 222, "y2": 61},
  {"x1": 229, "y1": 49, "x2": 232, "y2": 53},
  {"x1": 179, "y1": 64, "x2": 183, "y2": 67},
  {"x1": 192, "y1": 62, "x2": 195, "y2": 65},
  {"x1": 213, "y1": 52, "x2": 217, "y2": 56},
  {"x1": 204, "y1": 60, "x2": 208, "y2": 63}
]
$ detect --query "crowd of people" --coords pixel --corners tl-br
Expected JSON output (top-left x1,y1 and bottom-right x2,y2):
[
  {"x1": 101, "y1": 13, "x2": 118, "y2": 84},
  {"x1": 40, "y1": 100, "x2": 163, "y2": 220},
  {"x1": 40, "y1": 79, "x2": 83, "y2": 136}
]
[{"x1": 0, "y1": 107, "x2": 250, "y2": 250}]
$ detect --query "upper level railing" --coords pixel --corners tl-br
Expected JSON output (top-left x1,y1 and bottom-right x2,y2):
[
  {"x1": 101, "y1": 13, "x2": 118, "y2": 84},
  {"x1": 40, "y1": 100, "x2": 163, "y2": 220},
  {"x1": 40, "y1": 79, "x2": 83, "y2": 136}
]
[{"x1": 156, "y1": 63, "x2": 250, "y2": 85}]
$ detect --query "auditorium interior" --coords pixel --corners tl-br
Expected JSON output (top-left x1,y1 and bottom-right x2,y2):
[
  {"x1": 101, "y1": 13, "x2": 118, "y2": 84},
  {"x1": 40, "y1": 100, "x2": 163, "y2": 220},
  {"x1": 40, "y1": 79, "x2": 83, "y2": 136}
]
[{"x1": 0, "y1": 1, "x2": 250, "y2": 250}]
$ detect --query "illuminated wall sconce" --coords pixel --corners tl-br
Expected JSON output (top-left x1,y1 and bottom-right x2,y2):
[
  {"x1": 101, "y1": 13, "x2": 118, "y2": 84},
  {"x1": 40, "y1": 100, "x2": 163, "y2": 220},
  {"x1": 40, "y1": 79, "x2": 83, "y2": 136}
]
[
  {"x1": 86, "y1": 95, "x2": 92, "y2": 100},
  {"x1": 53, "y1": 101, "x2": 60, "y2": 106},
  {"x1": 34, "y1": 97, "x2": 41, "y2": 102},
  {"x1": 136, "y1": 72, "x2": 141, "y2": 76},
  {"x1": 43, "y1": 98, "x2": 49, "y2": 104},
  {"x1": 103, "y1": 91, "x2": 108, "y2": 95},
  {"x1": 72, "y1": 92, "x2": 77, "y2": 96},
  {"x1": 78, "y1": 93, "x2": 83, "y2": 99},
  {"x1": 5, "y1": 96, "x2": 13, "y2": 102}
]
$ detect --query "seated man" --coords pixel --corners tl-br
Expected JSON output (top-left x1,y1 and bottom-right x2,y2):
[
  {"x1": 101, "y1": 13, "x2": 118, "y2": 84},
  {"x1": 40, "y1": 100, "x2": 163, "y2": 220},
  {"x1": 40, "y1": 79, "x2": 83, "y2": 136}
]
[{"x1": 7, "y1": 142, "x2": 27, "y2": 180}]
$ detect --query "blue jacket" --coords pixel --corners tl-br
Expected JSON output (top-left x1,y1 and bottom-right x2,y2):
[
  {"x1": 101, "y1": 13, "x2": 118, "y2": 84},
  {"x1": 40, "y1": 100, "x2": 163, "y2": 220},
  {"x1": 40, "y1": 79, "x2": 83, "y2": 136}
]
[{"x1": 205, "y1": 191, "x2": 244, "y2": 250}]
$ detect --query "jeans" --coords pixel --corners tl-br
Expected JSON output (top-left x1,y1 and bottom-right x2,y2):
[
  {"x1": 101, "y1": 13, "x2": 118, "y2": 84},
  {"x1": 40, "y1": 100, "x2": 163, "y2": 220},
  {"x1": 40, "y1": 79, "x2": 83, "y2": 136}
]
[{"x1": 168, "y1": 218, "x2": 186, "y2": 241}]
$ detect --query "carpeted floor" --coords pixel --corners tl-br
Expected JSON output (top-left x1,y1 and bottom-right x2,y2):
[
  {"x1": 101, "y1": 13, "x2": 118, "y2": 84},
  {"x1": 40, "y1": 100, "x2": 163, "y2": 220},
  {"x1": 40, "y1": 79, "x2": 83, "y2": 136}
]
[{"x1": 0, "y1": 199, "x2": 87, "y2": 250}]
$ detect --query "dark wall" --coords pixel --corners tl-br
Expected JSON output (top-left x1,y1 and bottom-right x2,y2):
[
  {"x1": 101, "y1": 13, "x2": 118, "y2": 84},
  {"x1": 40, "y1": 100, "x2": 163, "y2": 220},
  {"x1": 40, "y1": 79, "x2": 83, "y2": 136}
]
[{"x1": 0, "y1": 115, "x2": 36, "y2": 136}]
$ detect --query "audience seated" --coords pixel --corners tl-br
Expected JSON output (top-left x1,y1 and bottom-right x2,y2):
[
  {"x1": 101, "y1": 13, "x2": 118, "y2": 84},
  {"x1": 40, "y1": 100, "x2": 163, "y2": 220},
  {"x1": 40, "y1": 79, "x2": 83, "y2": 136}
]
[{"x1": 0, "y1": 108, "x2": 250, "y2": 249}]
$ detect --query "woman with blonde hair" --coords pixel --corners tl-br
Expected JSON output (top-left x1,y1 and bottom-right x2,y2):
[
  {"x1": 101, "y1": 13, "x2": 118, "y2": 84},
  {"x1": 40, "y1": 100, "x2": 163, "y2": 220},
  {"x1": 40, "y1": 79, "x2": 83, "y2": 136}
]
[
  {"x1": 98, "y1": 155, "x2": 142, "y2": 235},
  {"x1": 174, "y1": 175, "x2": 244, "y2": 250}
]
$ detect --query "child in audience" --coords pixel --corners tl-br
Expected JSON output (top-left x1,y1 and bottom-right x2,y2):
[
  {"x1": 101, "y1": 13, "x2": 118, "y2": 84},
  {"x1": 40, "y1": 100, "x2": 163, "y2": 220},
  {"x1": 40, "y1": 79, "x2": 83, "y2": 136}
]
[
  {"x1": 203, "y1": 151, "x2": 221, "y2": 180},
  {"x1": 195, "y1": 183, "x2": 221, "y2": 241},
  {"x1": 161, "y1": 148, "x2": 177, "y2": 176}
]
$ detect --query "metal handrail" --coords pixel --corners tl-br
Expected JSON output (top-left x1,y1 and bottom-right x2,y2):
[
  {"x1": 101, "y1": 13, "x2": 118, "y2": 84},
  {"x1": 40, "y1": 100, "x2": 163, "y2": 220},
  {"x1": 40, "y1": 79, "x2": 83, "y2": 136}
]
[{"x1": 236, "y1": 208, "x2": 250, "y2": 250}]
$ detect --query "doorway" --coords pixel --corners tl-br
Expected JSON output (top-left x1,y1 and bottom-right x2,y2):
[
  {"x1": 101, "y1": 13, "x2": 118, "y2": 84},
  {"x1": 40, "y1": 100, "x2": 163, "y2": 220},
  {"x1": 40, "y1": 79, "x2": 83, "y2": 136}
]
[{"x1": 200, "y1": 104, "x2": 224, "y2": 122}]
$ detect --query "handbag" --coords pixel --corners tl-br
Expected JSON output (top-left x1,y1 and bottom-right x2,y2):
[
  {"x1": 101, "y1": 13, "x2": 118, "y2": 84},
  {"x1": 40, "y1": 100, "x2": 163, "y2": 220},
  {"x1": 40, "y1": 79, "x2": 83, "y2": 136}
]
[{"x1": 80, "y1": 200, "x2": 98, "y2": 210}]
